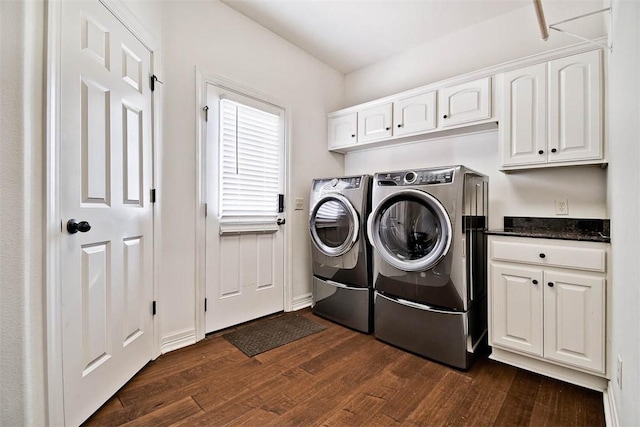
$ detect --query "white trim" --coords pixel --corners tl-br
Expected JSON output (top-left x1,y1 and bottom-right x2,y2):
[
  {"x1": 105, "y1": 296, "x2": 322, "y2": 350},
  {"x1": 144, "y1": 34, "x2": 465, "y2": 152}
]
[
  {"x1": 292, "y1": 293, "x2": 313, "y2": 311},
  {"x1": 603, "y1": 383, "x2": 620, "y2": 427},
  {"x1": 196, "y1": 69, "x2": 294, "y2": 332},
  {"x1": 45, "y1": 1, "x2": 161, "y2": 424},
  {"x1": 160, "y1": 328, "x2": 197, "y2": 354}
]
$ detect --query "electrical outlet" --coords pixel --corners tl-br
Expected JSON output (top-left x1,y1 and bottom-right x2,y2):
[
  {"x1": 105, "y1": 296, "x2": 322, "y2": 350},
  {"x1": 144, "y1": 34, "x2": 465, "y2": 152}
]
[
  {"x1": 617, "y1": 355, "x2": 623, "y2": 388},
  {"x1": 295, "y1": 198, "x2": 304, "y2": 210},
  {"x1": 555, "y1": 199, "x2": 569, "y2": 215}
]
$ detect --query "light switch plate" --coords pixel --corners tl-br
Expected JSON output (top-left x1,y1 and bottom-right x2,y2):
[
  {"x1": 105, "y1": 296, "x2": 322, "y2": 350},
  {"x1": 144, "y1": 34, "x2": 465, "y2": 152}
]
[{"x1": 295, "y1": 198, "x2": 304, "y2": 210}]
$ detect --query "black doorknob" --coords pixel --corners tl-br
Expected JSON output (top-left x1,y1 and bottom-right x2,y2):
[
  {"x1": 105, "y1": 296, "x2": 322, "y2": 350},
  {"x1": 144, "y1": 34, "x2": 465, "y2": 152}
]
[
  {"x1": 277, "y1": 218, "x2": 286, "y2": 225},
  {"x1": 548, "y1": 282, "x2": 554, "y2": 287},
  {"x1": 539, "y1": 253, "x2": 546, "y2": 258},
  {"x1": 551, "y1": 148, "x2": 557, "y2": 153},
  {"x1": 538, "y1": 150, "x2": 544, "y2": 155},
  {"x1": 532, "y1": 279, "x2": 538, "y2": 285},
  {"x1": 67, "y1": 219, "x2": 91, "y2": 234},
  {"x1": 443, "y1": 114, "x2": 448, "y2": 119}
]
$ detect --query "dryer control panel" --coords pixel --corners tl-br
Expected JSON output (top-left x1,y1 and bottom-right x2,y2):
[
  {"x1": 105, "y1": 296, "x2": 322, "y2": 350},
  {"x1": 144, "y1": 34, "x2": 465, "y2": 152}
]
[
  {"x1": 313, "y1": 176, "x2": 363, "y2": 191},
  {"x1": 376, "y1": 168, "x2": 455, "y2": 186}
]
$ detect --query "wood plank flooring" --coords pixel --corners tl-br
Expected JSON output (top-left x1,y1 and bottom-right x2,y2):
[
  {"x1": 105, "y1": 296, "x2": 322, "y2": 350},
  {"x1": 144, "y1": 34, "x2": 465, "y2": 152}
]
[{"x1": 84, "y1": 309, "x2": 605, "y2": 426}]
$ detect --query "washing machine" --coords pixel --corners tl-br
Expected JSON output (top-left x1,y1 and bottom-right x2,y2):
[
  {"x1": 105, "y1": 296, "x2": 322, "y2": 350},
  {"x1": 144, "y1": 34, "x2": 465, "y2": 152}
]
[
  {"x1": 367, "y1": 165, "x2": 488, "y2": 368},
  {"x1": 309, "y1": 175, "x2": 372, "y2": 333}
]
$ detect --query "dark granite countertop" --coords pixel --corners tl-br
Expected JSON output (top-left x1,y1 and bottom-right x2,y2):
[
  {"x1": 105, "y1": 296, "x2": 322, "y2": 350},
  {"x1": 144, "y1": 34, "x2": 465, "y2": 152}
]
[{"x1": 487, "y1": 216, "x2": 610, "y2": 243}]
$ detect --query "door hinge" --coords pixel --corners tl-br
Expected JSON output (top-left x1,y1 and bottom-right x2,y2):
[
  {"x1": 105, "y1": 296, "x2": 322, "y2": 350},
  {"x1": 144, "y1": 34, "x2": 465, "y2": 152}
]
[
  {"x1": 204, "y1": 298, "x2": 208, "y2": 312},
  {"x1": 203, "y1": 105, "x2": 209, "y2": 121},
  {"x1": 150, "y1": 188, "x2": 156, "y2": 203},
  {"x1": 152, "y1": 300, "x2": 157, "y2": 316},
  {"x1": 150, "y1": 74, "x2": 163, "y2": 92},
  {"x1": 204, "y1": 203, "x2": 208, "y2": 217}
]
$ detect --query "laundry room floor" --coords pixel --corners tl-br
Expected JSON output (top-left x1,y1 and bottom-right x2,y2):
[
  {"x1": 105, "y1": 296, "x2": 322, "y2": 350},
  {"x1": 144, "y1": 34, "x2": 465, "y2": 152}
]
[{"x1": 83, "y1": 309, "x2": 605, "y2": 426}]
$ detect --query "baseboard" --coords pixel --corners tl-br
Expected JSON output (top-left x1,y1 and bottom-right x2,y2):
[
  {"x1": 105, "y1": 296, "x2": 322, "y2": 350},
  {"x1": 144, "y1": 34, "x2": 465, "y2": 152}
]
[
  {"x1": 291, "y1": 293, "x2": 313, "y2": 311},
  {"x1": 603, "y1": 382, "x2": 619, "y2": 427},
  {"x1": 160, "y1": 328, "x2": 196, "y2": 354}
]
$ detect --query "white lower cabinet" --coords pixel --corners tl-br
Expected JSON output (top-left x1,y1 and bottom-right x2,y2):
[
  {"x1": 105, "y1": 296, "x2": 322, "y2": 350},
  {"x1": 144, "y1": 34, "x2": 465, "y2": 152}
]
[{"x1": 488, "y1": 235, "x2": 608, "y2": 390}]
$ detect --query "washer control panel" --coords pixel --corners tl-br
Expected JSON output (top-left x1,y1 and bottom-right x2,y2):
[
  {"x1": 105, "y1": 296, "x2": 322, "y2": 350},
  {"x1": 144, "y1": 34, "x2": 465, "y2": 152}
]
[
  {"x1": 375, "y1": 167, "x2": 455, "y2": 186},
  {"x1": 313, "y1": 175, "x2": 363, "y2": 191}
]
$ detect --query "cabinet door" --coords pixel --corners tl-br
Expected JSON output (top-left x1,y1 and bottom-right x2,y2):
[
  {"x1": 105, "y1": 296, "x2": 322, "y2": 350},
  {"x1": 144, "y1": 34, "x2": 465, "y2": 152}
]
[
  {"x1": 548, "y1": 50, "x2": 603, "y2": 163},
  {"x1": 490, "y1": 264, "x2": 543, "y2": 357},
  {"x1": 328, "y1": 112, "x2": 357, "y2": 149},
  {"x1": 438, "y1": 77, "x2": 491, "y2": 128},
  {"x1": 358, "y1": 103, "x2": 392, "y2": 143},
  {"x1": 393, "y1": 91, "x2": 436, "y2": 136},
  {"x1": 543, "y1": 271, "x2": 605, "y2": 373},
  {"x1": 500, "y1": 63, "x2": 547, "y2": 167}
]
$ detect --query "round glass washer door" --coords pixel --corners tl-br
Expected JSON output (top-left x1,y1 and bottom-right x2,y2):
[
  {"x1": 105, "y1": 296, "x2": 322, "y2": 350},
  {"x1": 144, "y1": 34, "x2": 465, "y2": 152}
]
[
  {"x1": 368, "y1": 189, "x2": 452, "y2": 272},
  {"x1": 310, "y1": 193, "x2": 359, "y2": 257}
]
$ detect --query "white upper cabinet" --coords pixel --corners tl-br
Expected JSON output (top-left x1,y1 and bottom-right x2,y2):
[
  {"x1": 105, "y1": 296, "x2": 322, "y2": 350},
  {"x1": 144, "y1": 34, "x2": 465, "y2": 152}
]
[
  {"x1": 500, "y1": 50, "x2": 603, "y2": 170},
  {"x1": 393, "y1": 91, "x2": 437, "y2": 137},
  {"x1": 328, "y1": 112, "x2": 357, "y2": 149},
  {"x1": 438, "y1": 77, "x2": 491, "y2": 128},
  {"x1": 500, "y1": 63, "x2": 547, "y2": 167},
  {"x1": 548, "y1": 50, "x2": 603, "y2": 163},
  {"x1": 357, "y1": 103, "x2": 393, "y2": 143}
]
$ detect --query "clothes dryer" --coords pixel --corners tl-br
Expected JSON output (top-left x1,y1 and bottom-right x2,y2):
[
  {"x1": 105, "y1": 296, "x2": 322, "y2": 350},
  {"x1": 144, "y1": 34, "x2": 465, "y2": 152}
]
[
  {"x1": 309, "y1": 175, "x2": 372, "y2": 333},
  {"x1": 367, "y1": 166, "x2": 488, "y2": 368}
]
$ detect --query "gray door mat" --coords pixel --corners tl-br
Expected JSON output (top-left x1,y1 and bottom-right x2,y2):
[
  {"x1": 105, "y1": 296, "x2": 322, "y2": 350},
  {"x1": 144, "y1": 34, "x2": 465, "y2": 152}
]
[{"x1": 223, "y1": 314, "x2": 327, "y2": 357}]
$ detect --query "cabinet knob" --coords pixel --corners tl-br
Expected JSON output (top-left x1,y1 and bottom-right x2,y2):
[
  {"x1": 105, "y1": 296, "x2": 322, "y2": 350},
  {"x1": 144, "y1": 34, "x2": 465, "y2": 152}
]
[
  {"x1": 538, "y1": 150, "x2": 544, "y2": 155},
  {"x1": 532, "y1": 279, "x2": 538, "y2": 285},
  {"x1": 385, "y1": 127, "x2": 390, "y2": 131},
  {"x1": 397, "y1": 124, "x2": 404, "y2": 128},
  {"x1": 547, "y1": 282, "x2": 554, "y2": 287},
  {"x1": 539, "y1": 253, "x2": 546, "y2": 258},
  {"x1": 443, "y1": 114, "x2": 448, "y2": 119},
  {"x1": 351, "y1": 134, "x2": 356, "y2": 138},
  {"x1": 551, "y1": 148, "x2": 557, "y2": 153}
]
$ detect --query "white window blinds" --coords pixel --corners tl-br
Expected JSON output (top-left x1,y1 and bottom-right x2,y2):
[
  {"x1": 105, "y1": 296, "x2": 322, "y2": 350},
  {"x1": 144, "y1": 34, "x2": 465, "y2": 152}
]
[{"x1": 219, "y1": 98, "x2": 283, "y2": 222}]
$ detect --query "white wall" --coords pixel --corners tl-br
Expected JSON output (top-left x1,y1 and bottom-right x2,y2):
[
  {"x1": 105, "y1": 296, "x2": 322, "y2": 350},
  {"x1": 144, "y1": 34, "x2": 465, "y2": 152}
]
[
  {"x1": 607, "y1": 0, "x2": 640, "y2": 423},
  {"x1": 159, "y1": 0, "x2": 344, "y2": 347},
  {"x1": 345, "y1": 131, "x2": 607, "y2": 229},
  {"x1": 344, "y1": 0, "x2": 606, "y2": 106},
  {"x1": 0, "y1": 1, "x2": 46, "y2": 425}
]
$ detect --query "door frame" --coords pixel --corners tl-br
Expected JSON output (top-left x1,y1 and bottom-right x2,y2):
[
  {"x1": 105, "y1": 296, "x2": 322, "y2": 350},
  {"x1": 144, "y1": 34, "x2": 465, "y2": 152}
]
[
  {"x1": 44, "y1": 0, "x2": 162, "y2": 424},
  {"x1": 195, "y1": 69, "x2": 293, "y2": 340}
]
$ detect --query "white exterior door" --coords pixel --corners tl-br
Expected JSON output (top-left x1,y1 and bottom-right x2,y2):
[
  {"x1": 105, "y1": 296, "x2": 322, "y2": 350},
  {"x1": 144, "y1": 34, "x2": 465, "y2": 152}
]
[
  {"x1": 205, "y1": 83, "x2": 285, "y2": 333},
  {"x1": 59, "y1": 1, "x2": 154, "y2": 425}
]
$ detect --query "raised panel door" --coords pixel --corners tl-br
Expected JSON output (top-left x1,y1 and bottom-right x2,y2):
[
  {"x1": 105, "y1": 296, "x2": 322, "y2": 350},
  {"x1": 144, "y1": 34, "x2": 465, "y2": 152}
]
[
  {"x1": 548, "y1": 50, "x2": 603, "y2": 163},
  {"x1": 543, "y1": 270, "x2": 605, "y2": 373},
  {"x1": 490, "y1": 264, "x2": 543, "y2": 356},
  {"x1": 328, "y1": 112, "x2": 357, "y2": 149},
  {"x1": 500, "y1": 63, "x2": 547, "y2": 167},
  {"x1": 438, "y1": 77, "x2": 491, "y2": 127},
  {"x1": 358, "y1": 103, "x2": 392, "y2": 143},
  {"x1": 59, "y1": 1, "x2": 154, "y2": 425},
  {"x1": 393, "y1": 91, "x2": 436, "y2": 136}
]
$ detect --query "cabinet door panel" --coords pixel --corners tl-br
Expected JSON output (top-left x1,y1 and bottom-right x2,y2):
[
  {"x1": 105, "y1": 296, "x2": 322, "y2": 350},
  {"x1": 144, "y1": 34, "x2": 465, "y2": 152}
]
[
  {"x1": 490, "y1": 264, "x2": 543, "y2": 356},
  {"x1": 544, "y1": 271, "x2": 605, "y2": 373},
  {"x1": 328, "y1": 113, "x2": 357, "y2": 149},
  {"x1": 500, "y1": 63, "x2": 547, "y2": 167},
  {"x1": 548, "y1": 50, "x2": 602, "y2": 162},
  {"x1": 393, "y1": 91, "x2": 436, "y2": 136},
  {"x1": 358, "y1": 103, "x2": 392, "y2": 143},
  {"x1": 439, "y1": 77, "x2": 491, "y2": 127}
]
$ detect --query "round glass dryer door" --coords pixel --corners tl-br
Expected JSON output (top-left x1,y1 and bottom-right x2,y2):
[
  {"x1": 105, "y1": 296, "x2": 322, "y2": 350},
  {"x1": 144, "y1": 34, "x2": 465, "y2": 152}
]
[
  {"x1": 310, "y1": 194, "x2": 359, "y2": 257},
  {"x1": 369, "y1": 189, "x2": 452, "y2": 272}
]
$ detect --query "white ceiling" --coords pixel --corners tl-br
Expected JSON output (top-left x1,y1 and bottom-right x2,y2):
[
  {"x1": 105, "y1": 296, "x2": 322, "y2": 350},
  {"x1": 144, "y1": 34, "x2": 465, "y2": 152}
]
[{"x1": 221, "y1": 0, "x2": 532, "y2": 74}]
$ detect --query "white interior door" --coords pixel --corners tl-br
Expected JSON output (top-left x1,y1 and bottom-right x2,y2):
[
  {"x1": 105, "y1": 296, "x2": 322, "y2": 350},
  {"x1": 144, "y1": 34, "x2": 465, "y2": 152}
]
[
  {"x1": 59, "y1": 1, "x2": 154, "y2": 425},
  {"x1": 204, "y1": 83, "x2": 285, "y2": 333}
]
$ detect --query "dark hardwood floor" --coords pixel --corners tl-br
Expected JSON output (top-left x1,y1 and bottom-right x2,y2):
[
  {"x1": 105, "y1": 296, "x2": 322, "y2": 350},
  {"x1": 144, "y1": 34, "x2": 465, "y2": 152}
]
[{"x1": 84, "y1": 309, "x2": 605, "y2": 426}]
